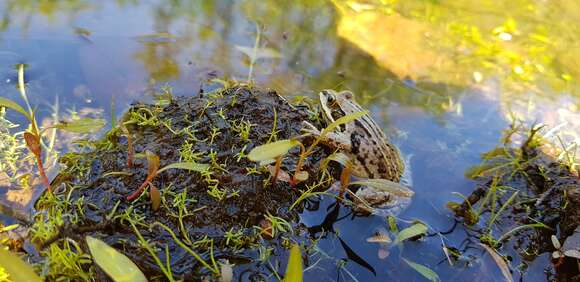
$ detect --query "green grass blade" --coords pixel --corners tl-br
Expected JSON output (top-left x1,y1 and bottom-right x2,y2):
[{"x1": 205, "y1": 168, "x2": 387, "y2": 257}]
[
  {"x1": 395, "y1": 223, "x2": 427, "y2": 244},
  {"x1": 157, "y1": 162, "x2": 210, "y2": 174},
  {"x1": 0, "y1": 97, "x2": 31, "y2": 120}
]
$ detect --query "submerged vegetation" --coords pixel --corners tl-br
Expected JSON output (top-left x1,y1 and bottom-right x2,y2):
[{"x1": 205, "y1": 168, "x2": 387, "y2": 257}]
[{"x1": 449, "y1": 123, "x2": 580, "y2": 281}]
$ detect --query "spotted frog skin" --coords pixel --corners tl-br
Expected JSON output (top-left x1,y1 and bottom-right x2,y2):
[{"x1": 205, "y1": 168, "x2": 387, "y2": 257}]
[{"x1": 303, "y1": 90, "x2": 412, "y2": 216}]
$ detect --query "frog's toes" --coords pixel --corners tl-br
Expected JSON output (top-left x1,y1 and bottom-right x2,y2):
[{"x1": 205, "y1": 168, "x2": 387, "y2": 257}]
[{"x1": 301, "y1": 121, "x2": 322, "y2": 136}]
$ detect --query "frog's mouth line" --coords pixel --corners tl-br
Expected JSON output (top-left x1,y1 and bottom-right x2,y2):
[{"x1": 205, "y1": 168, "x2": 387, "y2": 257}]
[{"x1": 331, "y1": 108, "x2": 344, "y2": 121}]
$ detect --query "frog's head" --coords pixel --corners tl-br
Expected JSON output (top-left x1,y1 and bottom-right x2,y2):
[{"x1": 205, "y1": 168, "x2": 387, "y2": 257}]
[{"x1": 319, "y1": 89, "x2": 356, "y2": 122}]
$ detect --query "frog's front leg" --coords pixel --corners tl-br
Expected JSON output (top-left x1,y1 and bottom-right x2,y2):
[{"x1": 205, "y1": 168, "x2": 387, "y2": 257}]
[{"x1": 301, "y1": 121, "x2": 352, "y2": 151}]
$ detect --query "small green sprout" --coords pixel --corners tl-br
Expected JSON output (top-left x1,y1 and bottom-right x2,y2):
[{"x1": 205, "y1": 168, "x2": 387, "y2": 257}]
[{"x1": 209, "y1": 127, "x2": 221, "y2": 144}]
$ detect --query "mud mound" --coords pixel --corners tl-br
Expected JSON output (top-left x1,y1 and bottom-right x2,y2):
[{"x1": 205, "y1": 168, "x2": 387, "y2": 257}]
[{"x1": 32, "y1": 84, "x2": 332, "y2": 280}]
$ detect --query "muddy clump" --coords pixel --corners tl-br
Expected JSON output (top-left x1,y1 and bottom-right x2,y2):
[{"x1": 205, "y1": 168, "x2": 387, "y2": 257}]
[
  {"x1": 30, "y1": 84, "x2": 333, "y2": 281},
  {"x1": 450, "y1": 125, "x2": 580, "y2": 281}
]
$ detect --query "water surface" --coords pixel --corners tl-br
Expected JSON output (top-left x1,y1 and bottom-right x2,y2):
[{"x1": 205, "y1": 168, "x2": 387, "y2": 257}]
[{"x1": 1, "y1": 1, "x2": 579, "y2": 281}]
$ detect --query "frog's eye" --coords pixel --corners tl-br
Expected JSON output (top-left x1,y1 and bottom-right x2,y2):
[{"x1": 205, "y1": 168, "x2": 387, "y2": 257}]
[
  {"x1": 327, "y1": 94, "x2": 335, "y2": 104},
  {"x1": 341, "y1": 91, "x2": 354, "y2": 100},
  {"x1": 321, "y1": 90, "x2": 335, "y2": 103}
]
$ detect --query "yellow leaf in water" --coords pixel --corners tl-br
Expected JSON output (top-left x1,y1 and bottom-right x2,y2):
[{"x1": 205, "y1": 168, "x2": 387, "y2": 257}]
[
  {"x1": 0, "y1": 97, "x2": 30, "y2": 120},
  {"x1": 282, "y1": 244, "x2": 303, "y2": 282},
  {"x1": 0, "y1": 248, "x2": 42, "y2": 282}
]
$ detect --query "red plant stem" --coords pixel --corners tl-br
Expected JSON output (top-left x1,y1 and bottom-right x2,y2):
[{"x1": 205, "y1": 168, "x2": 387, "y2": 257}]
[
  {"x1": 121, "y1": 126, "x2": 133, "y2": 168},
  {"x1": 292, "y1": 142, "x2": 307, "y2": 185},
  {"x1": 272, "y1": 156, "x2": 282, "y2": 188},
  {"x1": 339, "y1": 166, "x2": 351, "y2": 201},
  {"x1": 126, "y1": 180, "x2": 150, "y2": 201},
  {"x1": 36, "y1": 156, "x2": 51, "y2": 192}
]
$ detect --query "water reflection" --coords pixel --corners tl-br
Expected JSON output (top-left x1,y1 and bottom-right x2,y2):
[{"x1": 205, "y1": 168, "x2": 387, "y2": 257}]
[{"x1": 0, "y1": 0, "x2": 579, "y2": 281}]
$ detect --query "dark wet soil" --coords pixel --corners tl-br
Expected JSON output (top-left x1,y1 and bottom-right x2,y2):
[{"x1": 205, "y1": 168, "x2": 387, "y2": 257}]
[
  {"x1": 32, "y1": 84, "x2": 333, "y2": 281},
  {"x1": 451, "y1": 128, "x2": 580, "y2": 281}
]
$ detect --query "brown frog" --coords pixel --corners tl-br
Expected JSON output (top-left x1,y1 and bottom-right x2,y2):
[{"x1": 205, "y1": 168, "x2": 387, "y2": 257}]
[{"x1": 303, "y1": 90, "x2": 413, "y2": 216}]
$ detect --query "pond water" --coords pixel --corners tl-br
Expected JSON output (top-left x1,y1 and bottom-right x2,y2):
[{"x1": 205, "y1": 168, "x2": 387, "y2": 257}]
[{"x1": 0, "y1": 1, "x2": 579, "y2": 281}]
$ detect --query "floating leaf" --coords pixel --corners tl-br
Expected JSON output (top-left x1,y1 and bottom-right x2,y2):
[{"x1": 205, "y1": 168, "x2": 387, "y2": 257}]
[
  {"x1": 157, "y1": 162, "x2": 210, "y2": 174},
  {"x1": 150, "y1": 184, "x2": 161, "y2": 211},
  {"x1": 282, "y1": 244, "x2": 303, "y2": 282},
  {"x1": 395, "y1": 223, "x2": 427, "y2": 244},
  {"x1": 248, "y1": 139, "x2": 301, "y2": 161},
  {"x1": 0, "y1": 97, "x2": 30, "y2": 120},
  {"x1": 86, "y1": 236, "x2": 147, "y2": 282},
  {"x1": 0, "y1": 248, "x2": 43, "y2": 282},
  {"x1": 402, "y1": 258, "x2": 440, "y2": 282},
  {"x1": 479, "y1": 243, "x2": 513, "y2": 282},
  {"x1": 235, "y1": 45, "x2": 282, "y2": 60},
  {"x1": 53, "y1": 118, "x2": 106, "y2": 133},
  {"x1": 350, "y1": 179, "x2": 414, "y2": 197}
]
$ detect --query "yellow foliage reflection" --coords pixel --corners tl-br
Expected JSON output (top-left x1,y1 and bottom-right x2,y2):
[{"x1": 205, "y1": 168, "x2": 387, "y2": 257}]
[{"x1": 336, "y1": 4, "x2": 448, "y2": 81}]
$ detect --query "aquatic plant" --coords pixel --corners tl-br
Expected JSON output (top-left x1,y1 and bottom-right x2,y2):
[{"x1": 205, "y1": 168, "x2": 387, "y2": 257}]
[
  {"x1": 125, "y1": 151, "x2": 210, "y2": 205},
  {"x1": 0, "y1": 65, "x2": 105, "y2": 192}
]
